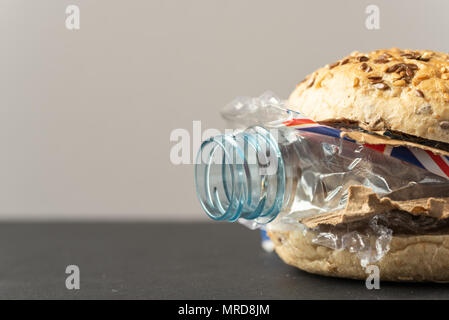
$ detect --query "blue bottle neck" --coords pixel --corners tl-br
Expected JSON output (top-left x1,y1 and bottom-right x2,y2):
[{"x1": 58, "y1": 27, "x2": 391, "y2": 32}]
[{"x1": 195, "y1": 126, "x2": 286, "y2": 224}]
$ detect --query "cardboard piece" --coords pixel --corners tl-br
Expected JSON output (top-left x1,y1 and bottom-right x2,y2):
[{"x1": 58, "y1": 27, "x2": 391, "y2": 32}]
[
  {"x1": 301, "y1": 185, "x2": 449, "y2": 229},
  {"x1": 340, "y1": 130, "x2": 449, "y2": 157}
]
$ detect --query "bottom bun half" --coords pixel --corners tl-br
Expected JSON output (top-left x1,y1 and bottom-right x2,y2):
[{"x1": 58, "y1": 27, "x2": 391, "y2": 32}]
[{"x1": 268, "y1": 229, "x2": 449, "y2": 282}]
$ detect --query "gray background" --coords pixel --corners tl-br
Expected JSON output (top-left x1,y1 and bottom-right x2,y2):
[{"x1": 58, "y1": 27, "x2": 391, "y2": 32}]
[{"x1": 1, "y1": 0, "x2": 447, "y2": 220}]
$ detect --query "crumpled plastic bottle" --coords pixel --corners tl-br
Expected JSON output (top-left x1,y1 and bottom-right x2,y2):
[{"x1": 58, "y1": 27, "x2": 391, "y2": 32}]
[{"x1": 195, "y1": 92, "x2": 449, "y2": 265}]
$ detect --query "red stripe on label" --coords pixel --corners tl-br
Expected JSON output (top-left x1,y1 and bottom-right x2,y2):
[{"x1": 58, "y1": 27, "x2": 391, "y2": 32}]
[
  {"x1": 425, "y1": 150, "x2": 449, "y2": 177},
  {"x1": 283, "y1": 119, "x2": 317, "y2": 126},
  {"x1": 364, "y1": 144, "x2": 386, "y2": 153}
]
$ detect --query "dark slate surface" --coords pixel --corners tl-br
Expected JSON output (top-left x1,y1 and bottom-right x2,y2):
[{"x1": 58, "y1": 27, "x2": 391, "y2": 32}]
[{"x1": 0, "y1": 222, "x2": 447, "y2": 299}]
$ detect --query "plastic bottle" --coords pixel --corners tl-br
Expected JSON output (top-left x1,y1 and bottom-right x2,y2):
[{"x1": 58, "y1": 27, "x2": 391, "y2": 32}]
[{"x1": 195, "y1": 124, "x2": 447, "y2": 225}]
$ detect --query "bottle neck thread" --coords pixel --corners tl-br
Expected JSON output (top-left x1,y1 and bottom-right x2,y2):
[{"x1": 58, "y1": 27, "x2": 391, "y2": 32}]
[{"x1": 195, "y1": 126, "x2": 286, "y2": 223}]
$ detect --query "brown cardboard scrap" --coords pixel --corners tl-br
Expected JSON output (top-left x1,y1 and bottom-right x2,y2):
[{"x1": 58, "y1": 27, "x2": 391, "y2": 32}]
[
  {"x1": 340, "y1": 131, "x2": 449, "y2": 157},
  {"x1": 301, "y1": 186, "x2": 449, "y2": 229}
]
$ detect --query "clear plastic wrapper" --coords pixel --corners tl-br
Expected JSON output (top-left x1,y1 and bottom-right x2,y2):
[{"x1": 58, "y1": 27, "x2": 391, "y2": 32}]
[
  {"x1": 196, "y1": 92, "x2": 449, "y2": 265},
  {"x1": 310, "y1": 215, "x2": 393, "y2": 267}
]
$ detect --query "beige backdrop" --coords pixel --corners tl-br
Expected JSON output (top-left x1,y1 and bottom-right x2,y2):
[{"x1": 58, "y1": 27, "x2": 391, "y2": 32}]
[{"x1": 1, "y1": 0, "x2": 448, "y2": 220}]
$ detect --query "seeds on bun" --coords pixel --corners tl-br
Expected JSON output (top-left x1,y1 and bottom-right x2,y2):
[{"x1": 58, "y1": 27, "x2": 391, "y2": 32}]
[{"x1": 288, "y1": 48, "x2": 449, "y2": 145}]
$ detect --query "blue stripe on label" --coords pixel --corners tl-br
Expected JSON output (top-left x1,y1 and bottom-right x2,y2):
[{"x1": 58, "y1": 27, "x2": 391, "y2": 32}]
[
  {"x1": 296, "y1": 126, "x2": 342, "y2": 138},
  {"x1": 260, "y1": 229, "x2": 270, "y2": 241},
  {"x1": 390, "y1": 146, "x2": 425, "y2": 169}
]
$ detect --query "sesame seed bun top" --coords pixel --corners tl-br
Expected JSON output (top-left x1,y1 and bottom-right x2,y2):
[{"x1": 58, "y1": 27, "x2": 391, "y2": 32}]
[{"x1": 288, "y1": 48, "x2": 449, "y2": 145}]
